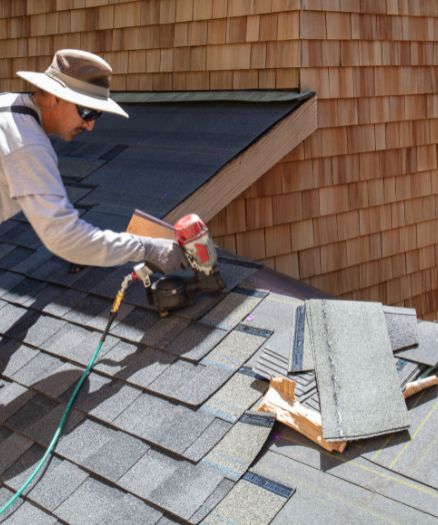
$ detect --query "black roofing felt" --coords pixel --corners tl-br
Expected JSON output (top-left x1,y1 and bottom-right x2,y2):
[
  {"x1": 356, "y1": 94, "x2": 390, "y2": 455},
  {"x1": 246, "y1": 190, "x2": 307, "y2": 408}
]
[{"x1": 50, "y1": 94, "x2": 310, "y2": 231}]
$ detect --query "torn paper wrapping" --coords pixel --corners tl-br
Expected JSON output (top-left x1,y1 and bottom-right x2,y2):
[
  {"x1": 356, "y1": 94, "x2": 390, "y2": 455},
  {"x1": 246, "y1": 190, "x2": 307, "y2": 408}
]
[
  {"x1": 257, "y1": 376, "x2": 347, "y2": 453},
  {"x1": 403, "y1": 376, "x2": 438, "y2": 399}
]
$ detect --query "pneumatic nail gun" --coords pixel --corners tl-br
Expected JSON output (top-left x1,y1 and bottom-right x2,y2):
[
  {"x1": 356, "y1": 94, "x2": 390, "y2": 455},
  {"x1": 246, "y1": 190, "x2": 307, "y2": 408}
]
[{"x1": 132, "y1": 214, "x2": 226, "y2": 315}]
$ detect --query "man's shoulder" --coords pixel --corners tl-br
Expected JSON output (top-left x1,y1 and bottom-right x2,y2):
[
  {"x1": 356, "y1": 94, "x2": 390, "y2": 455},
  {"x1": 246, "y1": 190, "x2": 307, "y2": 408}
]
[{"x1": 0, "y1": 92, "x2": 52, "y2": 157}]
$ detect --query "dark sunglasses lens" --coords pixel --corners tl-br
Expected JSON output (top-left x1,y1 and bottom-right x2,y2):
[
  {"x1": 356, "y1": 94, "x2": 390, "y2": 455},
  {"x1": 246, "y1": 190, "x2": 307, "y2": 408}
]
[{"x1": 76, "y1": 105, "x2": 102, "y2": 121}]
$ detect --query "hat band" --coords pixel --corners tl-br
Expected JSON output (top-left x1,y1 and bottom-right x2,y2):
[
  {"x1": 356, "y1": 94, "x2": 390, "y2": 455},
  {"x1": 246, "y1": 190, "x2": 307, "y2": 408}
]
[{"x1": 44, "y1": 67, "x2": 110, "y2": 99}]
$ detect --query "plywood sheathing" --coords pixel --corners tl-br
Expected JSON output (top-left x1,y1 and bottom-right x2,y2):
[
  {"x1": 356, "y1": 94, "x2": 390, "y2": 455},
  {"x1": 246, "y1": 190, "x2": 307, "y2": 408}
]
[{"x1": 3, "y1": 2, "x2": 438, "y2": 319}]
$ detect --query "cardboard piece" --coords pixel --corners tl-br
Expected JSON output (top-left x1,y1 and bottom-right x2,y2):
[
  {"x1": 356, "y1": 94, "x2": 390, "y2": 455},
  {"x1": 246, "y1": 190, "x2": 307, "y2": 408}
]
[
  {"x1": 257, "y1": 376, "x2": 346, "y2": 453},
  {"x1": 126, "y1": 210, "x2": 176, "y2": 240}
]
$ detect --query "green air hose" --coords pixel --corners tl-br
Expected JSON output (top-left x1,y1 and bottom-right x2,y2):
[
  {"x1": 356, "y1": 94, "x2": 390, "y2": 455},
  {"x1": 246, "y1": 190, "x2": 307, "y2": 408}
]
[{"x1": 0, "y1": 274, "x2": 133, "y2": 517}]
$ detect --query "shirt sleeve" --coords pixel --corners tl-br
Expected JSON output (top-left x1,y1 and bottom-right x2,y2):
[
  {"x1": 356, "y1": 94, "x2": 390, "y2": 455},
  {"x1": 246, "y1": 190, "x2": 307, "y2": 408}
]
[
  {"x1": 16, "y1": 193, "x2": 151, "y2": 267},
  {"x1": 2, "y1": 143, "x2": 66, "y2": 199}
]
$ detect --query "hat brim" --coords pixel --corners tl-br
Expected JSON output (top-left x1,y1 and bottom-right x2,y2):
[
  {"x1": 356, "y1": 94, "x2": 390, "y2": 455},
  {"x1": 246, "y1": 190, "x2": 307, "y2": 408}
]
[{"x1": 17, "y1": 71, "x2": 129, "y2": 118}]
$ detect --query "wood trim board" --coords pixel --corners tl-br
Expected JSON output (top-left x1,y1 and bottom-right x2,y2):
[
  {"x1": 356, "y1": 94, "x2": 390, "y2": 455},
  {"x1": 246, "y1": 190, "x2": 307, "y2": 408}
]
[{"x1": 163, "y1": 95, "x2": 318, "y2": 224}]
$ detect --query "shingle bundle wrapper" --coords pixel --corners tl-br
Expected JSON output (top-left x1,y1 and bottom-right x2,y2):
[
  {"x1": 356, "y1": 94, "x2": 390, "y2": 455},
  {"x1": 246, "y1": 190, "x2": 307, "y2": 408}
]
[{"x1": 306, "y1": 300, "x2": 410, "y2": 442}]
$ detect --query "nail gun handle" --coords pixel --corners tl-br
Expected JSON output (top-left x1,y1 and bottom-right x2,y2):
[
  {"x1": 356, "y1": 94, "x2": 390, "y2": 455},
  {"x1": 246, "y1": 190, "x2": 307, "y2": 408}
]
[{"x1": 132, "y1": 262, "x2": 156, "y2": 289}]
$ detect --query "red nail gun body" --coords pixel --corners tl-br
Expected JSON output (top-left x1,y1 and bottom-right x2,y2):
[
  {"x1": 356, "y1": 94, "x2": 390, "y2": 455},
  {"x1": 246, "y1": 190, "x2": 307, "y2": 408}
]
[{"x1": 132, "y1": 214, "x2": 226, "y2": 315}]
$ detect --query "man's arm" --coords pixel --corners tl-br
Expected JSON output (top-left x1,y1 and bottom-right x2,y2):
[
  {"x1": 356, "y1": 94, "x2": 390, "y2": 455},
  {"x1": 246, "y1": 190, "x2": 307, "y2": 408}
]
[{"x1": 17, "y1": 193, "x2": 187, "y2": 271}]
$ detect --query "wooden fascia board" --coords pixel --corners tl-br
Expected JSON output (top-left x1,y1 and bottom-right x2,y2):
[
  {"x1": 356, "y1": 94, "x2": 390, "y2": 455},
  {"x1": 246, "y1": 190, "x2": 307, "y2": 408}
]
[{"x1": 163, "y1": 95, "x2": 317, "y2": 224}]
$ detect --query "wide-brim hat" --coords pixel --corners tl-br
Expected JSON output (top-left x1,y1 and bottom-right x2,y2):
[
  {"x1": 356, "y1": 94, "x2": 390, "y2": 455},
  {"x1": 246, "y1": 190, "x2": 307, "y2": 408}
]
[{"x1": 17, "y1": 49, "x2": 128, "y2": 118}]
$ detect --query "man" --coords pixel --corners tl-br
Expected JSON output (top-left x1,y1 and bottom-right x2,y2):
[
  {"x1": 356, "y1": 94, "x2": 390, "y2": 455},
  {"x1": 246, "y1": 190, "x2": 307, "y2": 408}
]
[{"x1": 0, "y1": 49, "x2": 189, "y2": 274}]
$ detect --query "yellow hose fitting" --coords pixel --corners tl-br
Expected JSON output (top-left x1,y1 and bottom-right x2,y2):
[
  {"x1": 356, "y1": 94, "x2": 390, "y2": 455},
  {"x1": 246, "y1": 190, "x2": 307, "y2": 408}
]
[
  {"x1": 111, "y1": 273, "x2": 133, "y2": 314},
  {"x1": 112, "y1": 292, "x2": 124, "y2": 313}
]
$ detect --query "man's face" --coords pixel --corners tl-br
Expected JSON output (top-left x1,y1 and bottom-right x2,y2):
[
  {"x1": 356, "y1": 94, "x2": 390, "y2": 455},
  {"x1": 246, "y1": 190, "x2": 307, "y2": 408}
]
[{"x1": 51, "y1": 98, "x2": 97, "y2": 141}]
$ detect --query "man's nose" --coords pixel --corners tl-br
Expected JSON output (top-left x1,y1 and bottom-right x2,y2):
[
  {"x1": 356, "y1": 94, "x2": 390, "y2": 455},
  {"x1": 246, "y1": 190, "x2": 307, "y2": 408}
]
[{"x1": 82, "y1": 120, "x2": 95, "y2": 131}]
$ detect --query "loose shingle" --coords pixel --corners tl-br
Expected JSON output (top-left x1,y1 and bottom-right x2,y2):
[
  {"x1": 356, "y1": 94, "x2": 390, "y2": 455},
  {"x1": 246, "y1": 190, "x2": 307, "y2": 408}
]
[
  {"x1": 384, "y1": 306, "x2": 418, "y2": 351},
  {"x1": 395, "y1": 320, "x2": 438, "y2": 366},
  {"x1": 163, "y1": 322, "x2": 227, "y2": 362}
]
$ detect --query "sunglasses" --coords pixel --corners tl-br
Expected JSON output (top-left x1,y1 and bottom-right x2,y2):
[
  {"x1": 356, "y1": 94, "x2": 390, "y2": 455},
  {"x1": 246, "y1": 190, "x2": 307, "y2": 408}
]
[{"x1": 75, "y1": 105, "x2": 102, "y2": 122}]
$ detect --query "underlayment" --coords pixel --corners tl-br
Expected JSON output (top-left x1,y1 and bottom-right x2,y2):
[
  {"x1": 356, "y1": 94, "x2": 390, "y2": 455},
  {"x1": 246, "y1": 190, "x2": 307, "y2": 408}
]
[
  {"x1": 395, "y1": 320, "x2": 438, "y2": 366},
  {"x1": 255, "y1": 450, "x2": 438, "y2": 525},
  {"x1": 306, "y1": 300, "x2": 410, "y2": 442}
]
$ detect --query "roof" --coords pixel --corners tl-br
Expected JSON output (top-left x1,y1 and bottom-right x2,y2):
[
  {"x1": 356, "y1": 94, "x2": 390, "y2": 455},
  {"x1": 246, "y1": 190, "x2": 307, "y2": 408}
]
[
  {"x1": 1, "y1": 94, "x2": 438, "y2": 524},
  {"x1": 51, "y1": 90, "x2": 316, "y2": 230}
]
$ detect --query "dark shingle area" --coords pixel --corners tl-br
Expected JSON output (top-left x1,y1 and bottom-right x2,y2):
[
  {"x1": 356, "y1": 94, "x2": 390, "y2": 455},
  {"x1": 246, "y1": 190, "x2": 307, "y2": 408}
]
[{"x1": 0, "y1": 216, "x2": 278, "y2": 524}]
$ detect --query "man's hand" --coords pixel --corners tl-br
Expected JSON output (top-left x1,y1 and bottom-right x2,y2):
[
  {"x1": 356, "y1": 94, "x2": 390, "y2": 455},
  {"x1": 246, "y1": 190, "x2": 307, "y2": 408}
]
[{"x1": 143, "y1": 238, "x2": 190, "y2": 275}]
